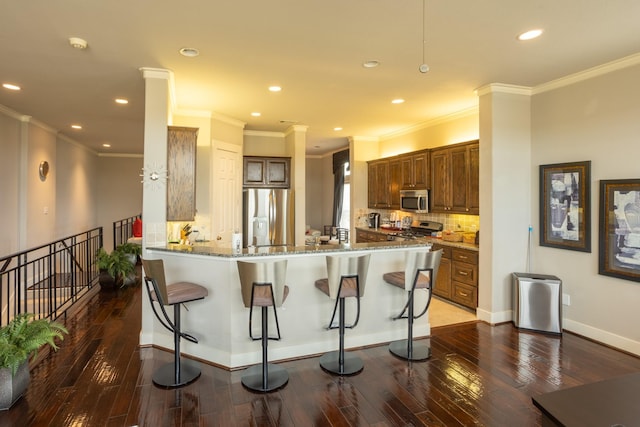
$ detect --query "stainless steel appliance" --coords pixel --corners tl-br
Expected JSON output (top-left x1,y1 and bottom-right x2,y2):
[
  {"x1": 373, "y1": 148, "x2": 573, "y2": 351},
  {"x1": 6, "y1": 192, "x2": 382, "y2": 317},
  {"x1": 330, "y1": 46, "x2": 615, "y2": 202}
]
[
  {"x1": 243, "y1": 188, "x2": 294, "y2": 248},
  {"x1": 389, "y1": 221, "x2": 443, "y2": 241},
  {"x1": 368, "y1": 213, "x2": 380, "y2": 229},
  {"x1": 400, "y1": 189, "x2": 429, "y2": 213},
  {"x1": 512, "y1": 272, "x2": 562, "y2": 334}
]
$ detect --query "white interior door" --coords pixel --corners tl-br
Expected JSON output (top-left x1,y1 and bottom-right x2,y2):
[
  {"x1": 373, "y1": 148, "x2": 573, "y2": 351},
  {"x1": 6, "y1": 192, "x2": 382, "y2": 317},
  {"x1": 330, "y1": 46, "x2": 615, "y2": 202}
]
[{"x1": 212, "y1": 141, "x2": 241, "y2": 246}]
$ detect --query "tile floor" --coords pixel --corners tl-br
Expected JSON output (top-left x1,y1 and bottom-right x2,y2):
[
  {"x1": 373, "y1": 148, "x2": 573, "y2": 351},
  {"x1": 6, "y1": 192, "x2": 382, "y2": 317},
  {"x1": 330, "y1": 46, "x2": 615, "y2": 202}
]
[{"x1": 429, "y1": 297, "x2": 477, "y2": 328}]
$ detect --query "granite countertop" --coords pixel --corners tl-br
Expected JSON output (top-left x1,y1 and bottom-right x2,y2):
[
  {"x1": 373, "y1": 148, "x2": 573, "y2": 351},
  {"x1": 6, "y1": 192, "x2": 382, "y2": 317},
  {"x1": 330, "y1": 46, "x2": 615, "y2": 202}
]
[
  {"x1": 147, "y1": 239, "x2": 434, "y2": 258},
  {"x1": 356, "y1": 227, "x2": 479, "y2": 251}
]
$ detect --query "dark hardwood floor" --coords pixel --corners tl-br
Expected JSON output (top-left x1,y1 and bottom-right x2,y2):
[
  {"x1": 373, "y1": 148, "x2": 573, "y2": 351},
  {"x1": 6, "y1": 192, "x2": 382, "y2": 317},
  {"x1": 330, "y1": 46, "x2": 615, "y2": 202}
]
[{"x1": 3, "y1": 281, "x2": 640, "y2": 426}]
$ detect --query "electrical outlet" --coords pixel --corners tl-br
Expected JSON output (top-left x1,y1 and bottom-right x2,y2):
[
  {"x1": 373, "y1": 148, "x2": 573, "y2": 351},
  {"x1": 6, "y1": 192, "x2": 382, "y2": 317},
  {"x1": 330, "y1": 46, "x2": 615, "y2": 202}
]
[{"x1": 562, "y1": 293, "x2": 571, "y2": 306}]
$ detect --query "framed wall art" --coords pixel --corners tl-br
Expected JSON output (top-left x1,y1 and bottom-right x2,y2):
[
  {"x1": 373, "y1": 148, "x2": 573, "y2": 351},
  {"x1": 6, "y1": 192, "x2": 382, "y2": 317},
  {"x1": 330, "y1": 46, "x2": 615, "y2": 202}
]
[
  {"x1": 539, "y1": 161, "x2": 591, "y2": 252},
  {"x1": 599, "y1": 179, "x2": 640, "y2": 283}
]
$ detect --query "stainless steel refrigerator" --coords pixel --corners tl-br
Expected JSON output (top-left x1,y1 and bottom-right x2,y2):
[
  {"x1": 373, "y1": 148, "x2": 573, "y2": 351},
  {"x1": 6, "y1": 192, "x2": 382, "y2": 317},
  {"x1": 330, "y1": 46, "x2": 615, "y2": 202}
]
[{"x1": 243, "y1": 188, "x2": 294, "y2": 248}]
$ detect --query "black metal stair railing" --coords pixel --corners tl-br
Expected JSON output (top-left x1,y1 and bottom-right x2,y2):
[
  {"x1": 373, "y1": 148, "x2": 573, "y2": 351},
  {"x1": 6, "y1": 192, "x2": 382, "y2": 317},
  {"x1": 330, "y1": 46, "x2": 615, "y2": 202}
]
[
  {"x1": 113, "y1": 213, "x2": 141, "y2": 250},
  {"x1": 0, "y1": 227, "x2": 103, "y2": 326}
]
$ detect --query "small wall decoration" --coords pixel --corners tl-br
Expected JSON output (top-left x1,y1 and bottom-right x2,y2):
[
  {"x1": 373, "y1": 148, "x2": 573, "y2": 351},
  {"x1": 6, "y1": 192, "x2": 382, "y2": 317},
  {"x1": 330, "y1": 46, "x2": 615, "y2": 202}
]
[
  {"x1": 599, "y1": 179, "x2": 640, "y2": 283},
  {"x1": 539, "y1": 160, "x2": 591, "y2": 252},
  {"x1": 38, "y1": 161, "x2": 50, "y2": 181}
]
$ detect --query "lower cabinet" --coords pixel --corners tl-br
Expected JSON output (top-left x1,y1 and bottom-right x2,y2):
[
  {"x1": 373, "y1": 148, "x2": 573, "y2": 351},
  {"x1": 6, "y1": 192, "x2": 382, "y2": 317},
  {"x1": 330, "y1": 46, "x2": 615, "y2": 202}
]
[
  {"x1": 433, "y1": 245, "x2": 478, "y2": 309},
  {"x1": 356, "y1": 229, "x2": 389, "y2": 243}
]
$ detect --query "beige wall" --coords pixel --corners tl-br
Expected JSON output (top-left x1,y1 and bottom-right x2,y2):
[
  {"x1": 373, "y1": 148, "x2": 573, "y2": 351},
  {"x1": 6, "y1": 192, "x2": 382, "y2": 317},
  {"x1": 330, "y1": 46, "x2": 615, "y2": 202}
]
[
  {"x1": 0, "y1": 110, "x2": 21, "y2": 255},
  {"x1": 530, "y1": 63, "x2": 640, "y2": 352}
]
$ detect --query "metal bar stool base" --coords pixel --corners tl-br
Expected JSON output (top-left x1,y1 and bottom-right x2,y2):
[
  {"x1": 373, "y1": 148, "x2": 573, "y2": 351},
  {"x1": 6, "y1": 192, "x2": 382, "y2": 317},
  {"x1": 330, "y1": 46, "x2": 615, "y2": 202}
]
[
  {"x1": 389, "y1": 339, "x2": 431, "y2": 361},
  {"x1": 241, "y1": 363, "x2": 289, "y2": 392},
  {"x1": 152, "y1": 360, "x2": 201, "y2": 388},
  {"x1": 319, "y1": 351, "x2": 364, "y2": 376}
]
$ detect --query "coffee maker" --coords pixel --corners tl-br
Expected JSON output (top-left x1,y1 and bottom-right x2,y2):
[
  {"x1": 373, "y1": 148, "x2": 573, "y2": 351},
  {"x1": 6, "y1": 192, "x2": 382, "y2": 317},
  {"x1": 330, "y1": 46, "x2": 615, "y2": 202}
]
[{"x1": 368, "y1": 213, "x2": 380, "y2": 229}]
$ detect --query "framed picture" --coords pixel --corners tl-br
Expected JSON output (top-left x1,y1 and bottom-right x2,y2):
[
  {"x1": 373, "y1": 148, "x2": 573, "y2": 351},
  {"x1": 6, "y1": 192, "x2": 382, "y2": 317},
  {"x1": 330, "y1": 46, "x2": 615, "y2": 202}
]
[
  {"x1": 539, "y1": 161, "x2": 591, "y2": 252},
  {"x1": 599, "y1": 179, "x2": 640, "y2": 283}
]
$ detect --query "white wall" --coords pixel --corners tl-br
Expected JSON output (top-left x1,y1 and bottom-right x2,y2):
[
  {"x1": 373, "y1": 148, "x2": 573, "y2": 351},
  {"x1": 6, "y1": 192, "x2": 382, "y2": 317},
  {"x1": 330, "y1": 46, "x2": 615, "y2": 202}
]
[{"x1": 530, "y1": 62, "x2": 640, "y2": 353}]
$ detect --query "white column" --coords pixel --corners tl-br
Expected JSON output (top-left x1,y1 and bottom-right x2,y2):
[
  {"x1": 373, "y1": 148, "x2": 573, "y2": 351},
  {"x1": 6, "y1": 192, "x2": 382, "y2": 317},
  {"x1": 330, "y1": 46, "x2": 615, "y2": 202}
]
[
  {"x1": 477, "y1": 83, "x2": 532, "y2": 323},
  {"x1": 285, "y1": 124, "x2": 308, "y2": 246}
]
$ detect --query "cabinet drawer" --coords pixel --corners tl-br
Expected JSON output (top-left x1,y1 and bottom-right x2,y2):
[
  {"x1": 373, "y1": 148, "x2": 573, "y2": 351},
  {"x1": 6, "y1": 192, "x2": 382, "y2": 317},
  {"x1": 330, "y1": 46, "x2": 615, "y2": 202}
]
[
  {"x1": 452, "y1": 248, "x2": 478, "y2": 265},
  {"x1": 452, "y1": 261, "x2": 477, "y2": 286},
  {"x1": 452, "y1": 281, "x2": 477, "y2": 308}
]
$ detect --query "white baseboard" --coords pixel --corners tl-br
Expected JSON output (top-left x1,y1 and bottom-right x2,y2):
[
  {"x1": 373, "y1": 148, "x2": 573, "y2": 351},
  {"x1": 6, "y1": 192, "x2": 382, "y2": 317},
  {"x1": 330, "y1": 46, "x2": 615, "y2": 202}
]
[{"x1": 563, "y1": 318, "x2": 640, "y2": 356}]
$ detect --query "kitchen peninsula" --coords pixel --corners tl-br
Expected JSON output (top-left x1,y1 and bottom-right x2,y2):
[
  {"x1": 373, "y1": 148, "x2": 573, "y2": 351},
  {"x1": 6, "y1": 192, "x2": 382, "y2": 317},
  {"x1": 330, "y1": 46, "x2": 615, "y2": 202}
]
[{"x1": 142, "y1": 240, "x2": 435, "y2": 369}]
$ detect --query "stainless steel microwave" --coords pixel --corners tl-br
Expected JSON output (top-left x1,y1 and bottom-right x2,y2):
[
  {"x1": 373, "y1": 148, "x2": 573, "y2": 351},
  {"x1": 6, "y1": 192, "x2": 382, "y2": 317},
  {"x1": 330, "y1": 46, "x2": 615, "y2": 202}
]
[{"x1": 400, "y1": 189, "x2": 429, "y2": 213}]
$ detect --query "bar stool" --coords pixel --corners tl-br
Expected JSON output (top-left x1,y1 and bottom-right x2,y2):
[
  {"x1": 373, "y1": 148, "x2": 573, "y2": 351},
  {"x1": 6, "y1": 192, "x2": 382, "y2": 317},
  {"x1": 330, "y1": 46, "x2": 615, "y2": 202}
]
[
  {"x1": 382, "y1": 249, "x2": 442, "y2": 361},
  {"x1": 141, "y1": 259, "x2": 209, "y2": 388},
  {"x1": 315, "y1": 253, "x2": 370, "y2": 375},
  {"x1": 237, "y1": 259, "x2": 289, "y2": 392}
]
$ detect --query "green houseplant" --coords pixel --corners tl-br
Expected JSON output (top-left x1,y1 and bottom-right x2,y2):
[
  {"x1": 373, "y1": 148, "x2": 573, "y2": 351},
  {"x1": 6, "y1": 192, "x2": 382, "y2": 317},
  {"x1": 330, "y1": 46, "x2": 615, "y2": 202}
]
[
  {"x1": 96, "y1": 247, "x2": 136, "y2": 288},
  {"x1": 0, "y1": 313, "x2": 68, "y2": 409}
]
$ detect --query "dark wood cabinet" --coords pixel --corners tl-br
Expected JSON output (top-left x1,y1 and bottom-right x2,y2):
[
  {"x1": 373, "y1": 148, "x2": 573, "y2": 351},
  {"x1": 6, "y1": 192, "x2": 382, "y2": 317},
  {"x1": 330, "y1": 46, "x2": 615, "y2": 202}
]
[
  {"x1": 388, "y1": 158, "x2": 401, "y2": 209},
  {"x1": 400, "y1": 150, "x2": 429, "y2": 190},
  {"x1": 432, "y1": 245, "x2": 452, "y2": 299},
  {"x1": 167, "y1": 126, "x2": 198, "y2": 221},
  {"x1": 432, "y1": 244, "x2": 478, "y2": 309},
  {"x1": 355, "y1": 228, "x2": 389, "y2": 243},
  {"x1": 367, "y1": 159, "x2": 391, "y2": 208},
  {"x1": 243, "y1": 156, "x2": 290, "y2": 188},
  {"x1": 430, "y1": 140, "x2": 479, "y2": 215}
]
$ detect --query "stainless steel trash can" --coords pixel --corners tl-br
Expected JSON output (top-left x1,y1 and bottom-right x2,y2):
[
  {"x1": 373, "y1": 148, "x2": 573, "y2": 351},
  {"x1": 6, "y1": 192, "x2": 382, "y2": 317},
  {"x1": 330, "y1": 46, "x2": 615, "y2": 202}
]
[{"x1": 512, "y1": 273, "x2": 562, "y2": 334}]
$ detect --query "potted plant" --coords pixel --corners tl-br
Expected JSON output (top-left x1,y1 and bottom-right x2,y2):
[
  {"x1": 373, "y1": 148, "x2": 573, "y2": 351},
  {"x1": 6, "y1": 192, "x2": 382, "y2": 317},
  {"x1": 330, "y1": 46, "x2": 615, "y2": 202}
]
[
  {"x1": 96, "y1": 247, "x2": 136, "y2": 289},
  {"x1": 116, "y1": 242, "x2": 141, "y2": 265},
  {"x1": 0, "y1": 313, "x2": 68, "y2": 409}
]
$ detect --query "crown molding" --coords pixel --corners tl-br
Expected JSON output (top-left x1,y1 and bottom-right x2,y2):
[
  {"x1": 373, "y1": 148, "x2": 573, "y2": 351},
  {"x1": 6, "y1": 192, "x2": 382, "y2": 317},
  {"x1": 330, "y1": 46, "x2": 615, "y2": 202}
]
[
  {"x1": 57, "y1": 133, "x2": 98, "y2": 155},
  {"x1": 533, "y1": 52, "x2": 640, "y2": 94},
  {"x1": 211, "y1": 112, "x2": 246, "y2": 128},
  {"x1": 349, "y1": 135, "x2": 379, "y2": 143},
  {"x1": 284, "y1": 124, "x2": 308, "y2": 137},
  {"x1": 97, "y1": 152, "x2": 144, "y2": 158},
  {"x1": 379, "y1": 105, "x2": 479, "y2": 141},
  {"x1": 475, "y1": 83, "x2": 532, "y2": 97},
  {"x1": 0, "y1": 103, "x2": 30, "y2": 121},
  {"x1": 244, "y1": 130, "x2": 285, "y2": 138}
]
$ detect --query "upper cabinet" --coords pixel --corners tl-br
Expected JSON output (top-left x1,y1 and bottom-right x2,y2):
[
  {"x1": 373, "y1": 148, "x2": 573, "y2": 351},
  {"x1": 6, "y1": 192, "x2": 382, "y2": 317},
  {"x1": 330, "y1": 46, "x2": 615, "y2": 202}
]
[
  {"x1": 167, "y1": 126, "x2": 198, "y2": 221},
  {"x1": 400, "y1": 150, "x2": 430, "y2": 190},
  {"x1": 430, "y1": 140, "x2": 479, "y2": 215},
  {"x1": 368, "y1": 159, "x2": 391, "y2": 209},
  {"x1": 243, "y1": 156, "x2": 291, "y2": 188}
]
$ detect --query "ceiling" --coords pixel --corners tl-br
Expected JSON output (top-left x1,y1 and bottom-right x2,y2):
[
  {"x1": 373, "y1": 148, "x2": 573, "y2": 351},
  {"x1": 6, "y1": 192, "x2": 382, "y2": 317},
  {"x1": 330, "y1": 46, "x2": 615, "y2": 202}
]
[{"x1": 1, "y1": 1, "x2": 639, "y2": 155}]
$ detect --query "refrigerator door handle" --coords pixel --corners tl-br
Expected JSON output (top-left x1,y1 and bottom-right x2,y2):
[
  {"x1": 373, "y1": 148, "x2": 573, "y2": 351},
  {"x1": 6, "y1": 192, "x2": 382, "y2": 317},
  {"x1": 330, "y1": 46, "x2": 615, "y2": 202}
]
[{"x1": 268, "y1": 190, "x2": 275, "y2": 244}]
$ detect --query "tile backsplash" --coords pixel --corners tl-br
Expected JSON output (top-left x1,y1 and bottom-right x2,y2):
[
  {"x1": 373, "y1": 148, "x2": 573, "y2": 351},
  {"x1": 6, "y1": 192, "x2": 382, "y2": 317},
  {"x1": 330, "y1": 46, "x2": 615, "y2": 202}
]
[{"x1": 372, "y1": 209, "x2": 479, "y2": 233}]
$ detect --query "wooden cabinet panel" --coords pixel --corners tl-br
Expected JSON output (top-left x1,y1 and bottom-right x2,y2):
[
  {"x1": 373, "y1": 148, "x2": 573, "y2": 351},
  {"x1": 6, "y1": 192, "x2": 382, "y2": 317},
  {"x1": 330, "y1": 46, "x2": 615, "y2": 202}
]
[
  {"x1": 433, "y1": 256, "x2": 452, "y2": 299},
  {"x1": 356, "y1": 229, "x2": 389, "y2": 243},
  {"x1": 451, "y1": 282, "x2": 477, "y2": 308},
  {"x1": 243, "y1": 156, "x2": 290, "y2": 188},
  {"x1": 430, "y1": 140, "x2": 479, "y2": 214},
  {"x1": 400, "y1": 151, "x2": 429, "y2": 190},
  {"x1": 367, "y1": 159, "x2": 391, "y2": 208},
  {"x1": 388, "y1": 158, "x2": 401, "y2": 209},
  {"x1": 452, "y1": 261, "x2": 477, "y2": 286},
  {"x1": 167, "y1": 126, "x2": 198, "y2": 221}
]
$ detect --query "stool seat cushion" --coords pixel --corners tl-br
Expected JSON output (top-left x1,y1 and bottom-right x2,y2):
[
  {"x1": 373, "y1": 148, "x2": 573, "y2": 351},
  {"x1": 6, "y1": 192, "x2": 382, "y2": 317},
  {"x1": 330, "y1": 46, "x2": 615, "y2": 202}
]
[
  {"x1": 383, "y1": 271, "x2": 430, "y2": 289},
  {"x1": 315, "y1": 277, "x2": 358, "y2": 298},
  {"x1": 152, "y1": 281, "x2": 209, "y2": 305},
  {"x1": 252, "y1": 284, "x2": 289, "y2": 307}
]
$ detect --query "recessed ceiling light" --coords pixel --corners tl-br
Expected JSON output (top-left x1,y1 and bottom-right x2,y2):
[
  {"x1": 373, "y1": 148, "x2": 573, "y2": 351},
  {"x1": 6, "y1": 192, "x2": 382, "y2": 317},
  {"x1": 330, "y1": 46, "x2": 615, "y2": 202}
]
[
  {"x1": 362, "y1": 60, "x2": 380, "y2": 68},
  {"x1": 518, "y1": 29, "x2": 543, "y2": 41},
  {"x1": 102, "y1": 143, "x2": 111, "y2": 148},
  {"x1": 2, "y1": 83, "x2": 21, "y2": 91},
  {"x1": 115, "y1": 98, "x2": 129, "y2": 104},
  {"x1": 179, "y1": 47, "x2": 200, "y2": 57},
  {"x1": 68, "y1": 37, "x2": 88, "y2": 49},
  {"x1": 71, "y1": 124, "x2": 82, "y2": 130},
  {"x1": 251, "y1": 112, "x2": 261, "y2": 117},
  {"x1": 314, "y1": 145, "x2": 321, "y2": 149},
  {"x1": 391, "y1": 99, "x2": 405, "y2": 104},
  {"x1": 269, "y1": 86, "x2": 282, "y2": 92},
  {"x1": 334, "y1": 127, "x2": 343, "y2": 131}
]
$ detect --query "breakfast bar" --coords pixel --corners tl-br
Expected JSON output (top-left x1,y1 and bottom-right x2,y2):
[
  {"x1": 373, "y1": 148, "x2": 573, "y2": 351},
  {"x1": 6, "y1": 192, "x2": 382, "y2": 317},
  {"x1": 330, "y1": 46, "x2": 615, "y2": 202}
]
[{"x1": 141, "y1": 240, "x2": 436, "y2": 369}]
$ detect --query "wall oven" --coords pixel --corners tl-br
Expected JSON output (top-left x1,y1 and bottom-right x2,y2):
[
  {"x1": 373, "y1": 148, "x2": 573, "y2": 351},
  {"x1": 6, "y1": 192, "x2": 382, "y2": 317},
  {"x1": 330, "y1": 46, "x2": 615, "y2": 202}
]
[{"x1": 400, "y1": 189, "x2": 429, "y2": 213}]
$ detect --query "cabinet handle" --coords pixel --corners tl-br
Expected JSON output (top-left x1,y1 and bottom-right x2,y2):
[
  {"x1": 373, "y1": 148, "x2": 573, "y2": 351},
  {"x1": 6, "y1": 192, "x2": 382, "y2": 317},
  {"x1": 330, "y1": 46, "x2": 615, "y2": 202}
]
[
  {"x1": 458, "y1": 271, "x2": 468, "y2": 276},
  {"x1": 458, "y1": 255, "x2": 467, "y2": 259},
  {"x1": 458, "y1": 291, "x2": 469, "y2": 297},
  {"x1": 466, "y1": 208, "x2": 469, "y2": 212}
]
